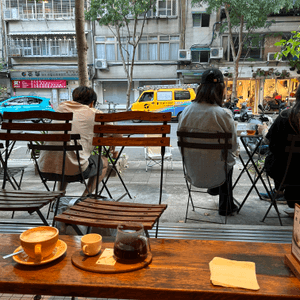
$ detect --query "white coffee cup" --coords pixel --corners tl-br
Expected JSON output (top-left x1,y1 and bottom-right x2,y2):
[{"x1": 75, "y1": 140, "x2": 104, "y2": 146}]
[{"x1": 81, "y1": 233, "x2": 102, "y2": 256}]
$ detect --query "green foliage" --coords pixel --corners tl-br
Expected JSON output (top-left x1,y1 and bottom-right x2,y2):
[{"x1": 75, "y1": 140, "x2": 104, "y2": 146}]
[
  {"x1": 274, "y1": 30, "x2": 300, "y2": 60},
  {"x1": 85, "y1": 0, "x2": 156, "y2": 27}
]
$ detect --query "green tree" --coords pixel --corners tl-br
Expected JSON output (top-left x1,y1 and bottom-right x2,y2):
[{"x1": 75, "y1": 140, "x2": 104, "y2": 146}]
[
  {"x1": 274, "y1": 29, "x2": 300, "y2": 69},
  {"x1": 86, "y1": 0, "x2": 156, "y2": 109},
  {"x1": 191, "y1": 0, "x2": 299, "y2": 100}
]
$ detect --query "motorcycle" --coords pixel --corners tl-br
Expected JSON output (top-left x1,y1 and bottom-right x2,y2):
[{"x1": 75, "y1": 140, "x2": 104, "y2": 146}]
[
  {"x1": 238, "y1": 99, "x2": 253, "y2": 122},
  {"x1": 224, "y1": 98, "x2": 240, "y2": 120}
]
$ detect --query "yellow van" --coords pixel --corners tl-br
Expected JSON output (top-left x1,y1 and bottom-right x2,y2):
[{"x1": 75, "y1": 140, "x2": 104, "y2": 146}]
[{"x1": 130, "y1": 87, "x2": 197, "y2": 120}]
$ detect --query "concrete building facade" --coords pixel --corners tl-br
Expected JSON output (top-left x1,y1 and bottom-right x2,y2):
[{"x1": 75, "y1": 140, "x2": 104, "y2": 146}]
[{"x1": 1, "y1": 0, "x2": 299, "y2": 111}]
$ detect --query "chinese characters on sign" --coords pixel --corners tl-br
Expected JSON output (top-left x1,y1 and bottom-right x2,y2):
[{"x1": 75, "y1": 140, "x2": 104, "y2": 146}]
[{"x1": 12, "y1": 80, "x2": 67, "y2": 89}]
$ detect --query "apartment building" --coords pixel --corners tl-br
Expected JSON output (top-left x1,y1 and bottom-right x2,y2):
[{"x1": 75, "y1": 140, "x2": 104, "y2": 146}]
[{"x1": 1, "y1": 0, "x2": 299, "y2": 111}]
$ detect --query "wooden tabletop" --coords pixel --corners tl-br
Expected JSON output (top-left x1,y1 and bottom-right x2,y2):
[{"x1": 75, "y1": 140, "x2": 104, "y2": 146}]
[{"x1": 0, "y1": 234, "x2": 299, "y2": 300}]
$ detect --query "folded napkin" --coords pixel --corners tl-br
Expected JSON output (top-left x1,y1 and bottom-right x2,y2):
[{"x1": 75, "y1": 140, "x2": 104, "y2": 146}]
[{"x1": 209, "y1": 257, "x2": 260, "y2": 290}]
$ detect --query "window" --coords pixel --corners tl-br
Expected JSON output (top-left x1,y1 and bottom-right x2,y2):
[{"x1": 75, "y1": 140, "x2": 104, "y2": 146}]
[
  {"x1": 175, "y1": 91, "x2": 190, "y2": 100},
  {"x1": 157, "y1": 91, "x2": 172, "y2": 101},
  {"x1": 139, "y1": 92, "x2": 154, "y2": 102},
  {"x1": 95, "y1": 35, "x2": 179, "y2": 62},
  {"x1": 146, "y1": 0, "x2": 177, "y2": 17},
  {"x1": 191, "y1": 50, "x2": 210, "y2": 63},
  {"x1": 7, "y1": 36, "x2": 77, "y2": 57},
  {"x1": 5, "y1": 0, "x2": 85, "y2": 20},
  {"x1": 192, "y1": 13, "x2": 210, "y2": 27}
]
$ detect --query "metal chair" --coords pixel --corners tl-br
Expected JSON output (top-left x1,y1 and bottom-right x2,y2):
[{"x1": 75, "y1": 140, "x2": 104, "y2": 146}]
[
  {"x1": 177, "y1": 131, "x2": 236, "y2": 224},
  {"x1": 144, "y1": 134, "x2": 173, "y2": 172},
  {"x1": 0, "y1": 110, "x2": 79, "y2": 226},
  {"x1": 261, "y1": 134, "x2": 300, "y2": 225},
  {"x1": 55, "y1": 111, "x2": 171, "y2": 237}
]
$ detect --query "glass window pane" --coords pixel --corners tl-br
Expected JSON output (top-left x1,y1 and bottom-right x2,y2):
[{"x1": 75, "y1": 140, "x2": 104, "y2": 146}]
[
  {"x1": 170, "y1": 36, "x2": 180, "y2": 40},
  {"x1": 149, "y1": 43, "x2": 157, "y2": 60},
  {"x1": 202, "y1": 13, "x2": 210, "y2": 27},
  {"x1": 139, "y1": 43, "x2": 148, "y2": 60},
  {"x1": 191, "y1": 51, "x2": 200, "y2": 62},
  {"x1": 96, "y1": 44, "x2": 105, "y2": 59},
  {"x1": 160, "y1": 36, "x2": 169, "y2": 41},
  {"x1": 157, "y1": 91, "x2": 172, "y2": 101},
  {"x1": 200, "y1": 51, "x2": 209, "y2": 62},
  {"x1": 175, "y1": 91, "x2": 191, "y2": 100},
  {"x1": 95, "y1": 37, "x2": 105, "y2": 42},
  {"x1": 106, "y1": 44, "x2": 115, "y2": 61},
  {"x1": 170, "y1": 43, "x2": 179, "y2": 60},
  {"x1": 160, "y1": 43, "x2": 169, "y2": 60},
  {"x1": 149, "y1": 36, "x2": 157, "y2": 40},
  {"x1": 106, "y1": 37, "x2": 115, "y2": 42},
  {"x1": 193, "y1": 14, "x2": 201, "y2": 27}
]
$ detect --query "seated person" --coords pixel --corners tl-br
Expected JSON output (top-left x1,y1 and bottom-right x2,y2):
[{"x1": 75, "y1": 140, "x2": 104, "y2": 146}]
[
  {"x1": 177, "y1": 68, "x2": 238, "y2": 216},
  {"x1": 39, "y1": 86, "x2": 109, "y2": 197},
  {"x1": 258, "y1": 84, "x2": 300, "y2": 208}
]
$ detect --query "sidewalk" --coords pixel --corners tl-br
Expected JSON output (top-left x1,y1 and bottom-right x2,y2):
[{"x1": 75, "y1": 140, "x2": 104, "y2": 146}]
[{"x1": 0, "y1": 158, "x2": 293, "y2": 226}]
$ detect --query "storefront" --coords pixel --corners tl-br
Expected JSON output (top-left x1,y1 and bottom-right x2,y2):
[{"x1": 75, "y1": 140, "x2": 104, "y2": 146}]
[{"x1": 10, "y1": 69, "x2": 82, "y2": 109}]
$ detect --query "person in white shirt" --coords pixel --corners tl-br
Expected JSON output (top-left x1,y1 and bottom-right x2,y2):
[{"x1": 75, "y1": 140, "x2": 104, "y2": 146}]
[
  {"x1": 178, "y1": 68, "x2": 238, "y2": 216},
  {"x1": 39, "y1": 86, "x2": 109, "y2": 197}
]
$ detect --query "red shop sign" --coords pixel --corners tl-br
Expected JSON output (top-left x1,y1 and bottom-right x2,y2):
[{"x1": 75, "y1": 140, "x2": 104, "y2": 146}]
[{"x1": 12, "y1": 80, "x2": 67, "y2": 89}]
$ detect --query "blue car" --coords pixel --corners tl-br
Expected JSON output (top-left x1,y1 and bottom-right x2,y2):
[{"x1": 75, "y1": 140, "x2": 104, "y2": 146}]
[{"x1": 0, "y1": 96, "x2": 54, "y2": 123}]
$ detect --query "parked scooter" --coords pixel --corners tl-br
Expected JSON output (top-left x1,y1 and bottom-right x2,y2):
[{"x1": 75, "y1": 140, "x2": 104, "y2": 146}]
[
  {"x1": 239, "y1": 99, "x2": 253, "y2": 122},
  {"x1": 224, "y1": 98, "x2": 240, "y2": 120}
]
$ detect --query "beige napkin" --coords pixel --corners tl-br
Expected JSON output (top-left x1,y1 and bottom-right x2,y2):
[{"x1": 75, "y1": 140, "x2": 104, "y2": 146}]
[{"x1": 209, "y1": 257, "x2": 260, "y2": 290}]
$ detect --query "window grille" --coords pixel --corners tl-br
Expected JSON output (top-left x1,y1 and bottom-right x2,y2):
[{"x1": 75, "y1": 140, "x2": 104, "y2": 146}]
[
  {"x1": 7, "y1": 36, "x2": 77, "y2": 57},
  {"x1": 5, "y1": 0, "x2": 85, "y2": 20}
]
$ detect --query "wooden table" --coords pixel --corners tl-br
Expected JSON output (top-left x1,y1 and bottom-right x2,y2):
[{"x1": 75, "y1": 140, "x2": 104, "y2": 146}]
[{"x1": 0, "y1": 234, "x2": 300, "y2": 299}]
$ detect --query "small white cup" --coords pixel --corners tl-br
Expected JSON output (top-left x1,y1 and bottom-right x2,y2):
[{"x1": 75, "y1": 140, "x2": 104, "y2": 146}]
[{"x1": 81, "y1": 233, "x2": 102, "y2": 256}]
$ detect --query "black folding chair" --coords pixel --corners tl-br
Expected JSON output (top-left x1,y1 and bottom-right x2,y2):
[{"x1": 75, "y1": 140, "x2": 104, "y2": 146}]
[
  {"x1": 262, "y1": 134, "x2": 300, "y2": 225},
  {"x1": 177, "y1": 131, "x2": 237, "y2": 224},
  {"x1": 0, "y1": 111, "x2": 79, "y2": 226}
]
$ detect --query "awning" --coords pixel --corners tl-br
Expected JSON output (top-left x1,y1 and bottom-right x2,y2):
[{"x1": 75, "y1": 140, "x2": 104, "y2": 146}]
[{"x1": 190, "y1": 47, "x2": 210, "y2": 51}]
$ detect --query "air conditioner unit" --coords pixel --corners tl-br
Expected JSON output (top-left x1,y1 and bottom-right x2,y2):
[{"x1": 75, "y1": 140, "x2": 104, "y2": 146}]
[
  {"x1": 210, "y1": 47, "x2": 224, "y2": 59},
  {"x1": 9, "y1": 48, "x2": 22, "y2": 57},
  {"x1": 95, "y1": 59, "x2": 108, "y2": 70},
  {"x1": 4, "y1": 8, "x2": 19, "y2": 19},
  {"x1": 267, "y1": 52, "x2": 282, "y2": 62},
  {"x1": 178, "y1": 49, "x2": 191, "y2": 61}
]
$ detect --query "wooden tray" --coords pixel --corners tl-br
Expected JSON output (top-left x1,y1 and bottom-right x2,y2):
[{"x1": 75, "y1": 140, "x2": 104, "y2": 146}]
[{"x1": 72, "y1": 243, "x2": 152, "y2": 274}]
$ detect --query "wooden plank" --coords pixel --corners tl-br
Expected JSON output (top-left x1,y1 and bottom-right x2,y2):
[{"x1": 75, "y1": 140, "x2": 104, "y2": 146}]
[
  {"x1": 70, "y1": 205, "x2": 163, "y2": 216},
  {"x1": 95, "y1": 111, "x2": 172, "y2": 122},
  {"x1": 61, "y1": 210, "x2": 157, "y2": 222},
  {"x1": 0, "y1": 133, "x2": 70, "y2": 142},
  {"x1": 3, "y1": 111, "x2": 73, "y2": 120},
  {"x1": 1, "y1": 122, "x2": 72, "y2": 131},
  {"x1": 93, "y1": 137, "x2": 170, "y2": 147},
  {"x1": 83, "y1": 198, "x2": 167, "y2": 208},
  {"x1": 285, "y1": 254, "x2": 300, "y2": 281},
  {"x1": 94, "y1": 125, "x2": 170, "y2": 134},
  {"x1": 28, "y1": 144, "x2": 83, "y2": 151},
  {"x1": 54, "y1": 214, "x2": 155, "y2": 229}
]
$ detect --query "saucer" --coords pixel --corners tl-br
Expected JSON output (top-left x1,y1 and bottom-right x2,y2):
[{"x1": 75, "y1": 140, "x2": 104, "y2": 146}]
[{"x1": 13, "y1": 239, "x2": 67, "y2": 266}]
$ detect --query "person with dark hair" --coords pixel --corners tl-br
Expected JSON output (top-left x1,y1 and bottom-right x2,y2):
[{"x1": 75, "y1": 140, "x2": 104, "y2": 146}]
[
  {"x1": 39, "y1": 86, "x2": 109, "y2": 197},
  {"x1": 177, "y1": 68, "x2": 238, "y2": 216},
  {"x1": 258, "y1": 84, "x2": 300, "y2": 208}
]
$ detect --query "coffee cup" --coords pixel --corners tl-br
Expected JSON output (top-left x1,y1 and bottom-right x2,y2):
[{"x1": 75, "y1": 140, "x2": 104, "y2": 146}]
[
  {"x1": 20, "y1": 226, "x2": 59, "y2": 261},
  {"x1": 81, "y1": 233, "x2": 102, "y2": 256}
]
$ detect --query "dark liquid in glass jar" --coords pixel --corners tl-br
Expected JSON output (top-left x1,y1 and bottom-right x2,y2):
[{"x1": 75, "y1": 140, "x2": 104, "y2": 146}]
[{"x1": 114, "y1": 240, "x2": 147, "y2": 261}]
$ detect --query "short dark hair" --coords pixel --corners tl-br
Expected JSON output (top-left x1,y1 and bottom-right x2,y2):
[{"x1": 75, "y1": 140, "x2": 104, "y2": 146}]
[
  {"x1": 194, "y1": 82, "x2": 225, "y2": 106},
  {"x1": 72, "y1": 86, "x2": 97, "y2": 107}
]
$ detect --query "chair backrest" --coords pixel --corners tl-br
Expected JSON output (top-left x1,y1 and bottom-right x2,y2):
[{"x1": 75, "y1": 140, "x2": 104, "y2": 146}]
[
  {"x1": 0, "y1": 111, "x2": 76, "y2": 190},
  {"x1": 93, "y1": 111, "x2": 171, "y2": 201},
  {"x1": 177, "y1": 131, "x2": 232, "y2": 188}
]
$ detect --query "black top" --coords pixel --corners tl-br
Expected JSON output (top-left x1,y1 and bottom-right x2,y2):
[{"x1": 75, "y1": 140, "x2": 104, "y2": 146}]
[{"x1": 265, "y1": 108, "x2": 299, "y2": 183}]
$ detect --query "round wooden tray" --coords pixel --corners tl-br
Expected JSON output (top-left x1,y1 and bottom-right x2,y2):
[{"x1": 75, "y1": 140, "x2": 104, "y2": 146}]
[{"x1": 72, "y1": 247, "x2": 152, "y2": 274}]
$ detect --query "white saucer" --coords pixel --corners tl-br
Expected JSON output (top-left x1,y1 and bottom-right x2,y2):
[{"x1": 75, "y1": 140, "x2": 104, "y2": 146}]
[{"x1": 13, "y1": 239, "x2": 67, "y2": 266}]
